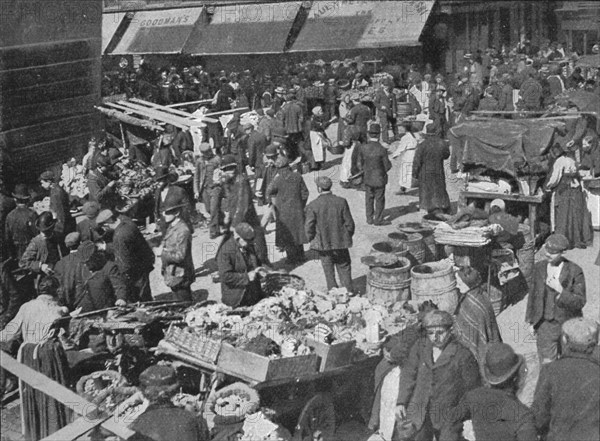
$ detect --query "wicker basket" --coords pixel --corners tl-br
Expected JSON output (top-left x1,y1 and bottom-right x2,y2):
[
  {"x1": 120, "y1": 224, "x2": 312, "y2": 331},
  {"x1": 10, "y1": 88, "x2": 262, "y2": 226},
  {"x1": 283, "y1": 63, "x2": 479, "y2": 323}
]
[
  {"x1": 262, "y1": 273, "x2": 306, "y2": 296},
  {"x1": 76, "y1": 370, "x2": 127, "y2": 401},
  {"x1": 163, "y1": 323, "x2": 222, "y2": 364}
]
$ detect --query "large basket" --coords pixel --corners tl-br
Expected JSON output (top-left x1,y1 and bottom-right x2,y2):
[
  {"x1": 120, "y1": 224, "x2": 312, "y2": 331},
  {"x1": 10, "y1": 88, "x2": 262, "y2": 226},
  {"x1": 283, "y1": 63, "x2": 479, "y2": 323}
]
[
  {"x1": 262, "y1": 273, "x2": 305, "y2": 296},
  {"x1": 76, "y1": 370, "x2": 127, "y2": 401},
  {"x1": 163, "y1": 323, "x2": 222, "y2": 364}
]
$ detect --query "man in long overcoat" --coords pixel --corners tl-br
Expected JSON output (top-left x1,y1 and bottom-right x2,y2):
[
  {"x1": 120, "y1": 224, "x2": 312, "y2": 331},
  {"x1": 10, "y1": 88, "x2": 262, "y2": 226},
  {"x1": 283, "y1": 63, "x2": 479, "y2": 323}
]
[
  {"x1": 412, "y1": 124, "x2": 451, "y2": 218},
  {"x1": 5, "y1": 184, "x2": 37, "y2": 261},
  {"x1": 96, "y1": 209, "x2": 154, "y2": 302},
  {"x1": 397, "y1": 310, "x2": 481, "y2": 441},
  {"x1": 532, "y1": 318, "x2": 599, "y2": 441},
  {"x1": 526, "y1": 234, "x2": 586, "y2": 364},
  {"x1": 278, "y1": 91, "x2": 304, "y2": 160},
  {"x1": 305, "y1": 177, "x2": 355, "y2": 292},
  {"x1": 374, "y1": 80, "x2": 397, "y2": 143},
  {"x1": 219, "y1": 155, "x2": 269, "y2": 264},
  {"x1": 353, "y1": 123, "x2": 392, "y2": 225},
  {"x1": 267, "y1": 157, "x2": 309, "y2": 264}
]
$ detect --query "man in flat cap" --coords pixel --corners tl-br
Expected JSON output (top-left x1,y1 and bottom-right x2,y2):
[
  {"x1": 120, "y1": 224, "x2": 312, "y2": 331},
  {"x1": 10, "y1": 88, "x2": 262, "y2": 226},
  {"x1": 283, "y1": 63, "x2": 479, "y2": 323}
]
[
  {"x1": 532, "y1": 318, "x2": 599, "y2": 441},
  {"x1": 77, "y1": 201, "x2": 103, "y2": 243},
  {"x1": 305, "y1": 177, "x2": 355, "y2": 292},
  {"x1": 526, "y1": 233, "x2": 586, "y2": 364},
  {"x1": 54, "y1": 232, "x2": 84, "y2": 308},
  {"x1": 194, "y1": 143, "x2": 221, "y2": 239},
  {"x1": 352, "y1": 123, "x2": 392, "y2": 226},
  {"x1": 346, "y1": 93, "x2": 372, "y2": 142},
  {"x1": 39, "y1": 170, "x2": 75, "y2": 239},
  {"x1": 216, "y1": 222, "x2": 265, "y2": 307},
  {"x1": 397, "y1": 310, "x2": 481, "y2": 441}
]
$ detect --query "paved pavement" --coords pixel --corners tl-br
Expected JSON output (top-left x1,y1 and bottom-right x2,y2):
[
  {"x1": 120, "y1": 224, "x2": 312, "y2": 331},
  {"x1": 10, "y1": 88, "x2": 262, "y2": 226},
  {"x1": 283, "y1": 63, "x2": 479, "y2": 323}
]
[{"x1": 2, "y1": 123, "x2": 598, "y2": 440}]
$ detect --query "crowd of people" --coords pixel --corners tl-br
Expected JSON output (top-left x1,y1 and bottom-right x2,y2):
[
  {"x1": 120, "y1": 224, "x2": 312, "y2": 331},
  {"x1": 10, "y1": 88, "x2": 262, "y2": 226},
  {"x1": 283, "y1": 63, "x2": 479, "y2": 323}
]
[{"x1": 0, "y1": 37, "x2": 599, "y2": 441}]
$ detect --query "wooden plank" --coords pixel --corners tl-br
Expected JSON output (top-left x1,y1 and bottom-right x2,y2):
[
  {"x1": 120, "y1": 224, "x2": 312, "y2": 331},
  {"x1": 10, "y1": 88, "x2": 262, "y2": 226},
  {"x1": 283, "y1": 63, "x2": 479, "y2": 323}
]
[
  {"x1": 0, "y1": 58, "x2": 99, "y2": 90},
  {"x1": 41, "y1": 416, "x2": 110, "y2": 441},
  {"x1": 1, "y1": 93, "x2": 100, "y2": 132},
  {"x1": 104, "y1": 102, "x2": 187, "y2": 129},
  {"x1": 95, "y1": 106, "x2": 164, "y2": 131},
  {"x1": 460, "y1": 191, "x2": 543, "y2": 204},
  {"x1": 0, "y1": 40, "x2": 96, "y2": 70},
  {"x1": 117, "y1": 101, "x2": 206, "y2": 128},
  {"x1": 0, "y1": 351, "x2": 135, "y2": 440},
  {"x1": 167, "y1": 99, "x2": 212, "y2": 108},
  {"x1": 130, "y1": 98, "x2": 218, "y2": 123},
  {"x1": 206, "y1": 107, "x2": 249, "y2": 117}
]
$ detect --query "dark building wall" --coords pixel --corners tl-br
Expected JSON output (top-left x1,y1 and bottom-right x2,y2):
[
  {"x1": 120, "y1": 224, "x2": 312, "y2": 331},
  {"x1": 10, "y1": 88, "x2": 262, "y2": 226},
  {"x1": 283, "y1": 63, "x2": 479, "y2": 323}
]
[{"x1": 0, "y1": 0, "x2": 103, "y2": 186}]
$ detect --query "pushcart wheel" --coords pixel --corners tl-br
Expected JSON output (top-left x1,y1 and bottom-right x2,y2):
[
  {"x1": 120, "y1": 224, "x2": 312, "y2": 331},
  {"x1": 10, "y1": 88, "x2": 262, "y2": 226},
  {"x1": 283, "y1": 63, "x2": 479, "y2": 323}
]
[{"x1": 294, "y1": 393, "x2": 336, "y2": 441}]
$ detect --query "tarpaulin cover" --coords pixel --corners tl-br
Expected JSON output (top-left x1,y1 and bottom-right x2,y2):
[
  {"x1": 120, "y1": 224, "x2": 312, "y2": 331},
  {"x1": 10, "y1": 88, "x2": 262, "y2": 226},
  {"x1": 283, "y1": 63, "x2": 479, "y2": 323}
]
[
  {"x1": 184, "y1": 2, "x2": 301, "y2": 55},
  {"x1": 560, "y1": 90, "x2": 600, "y2": 113},
  {"x1": 289, "y1": 0, "x2": 434, "y2": 52},
  {"x1": 111, "y1": 8, "x2": 202, "y2": 55},
  {"x1": 449, "y1": 120, "x2": 565, "y2": 176},
  {"x1": 102, "y1": 12, "x2": 126, "y2": 53}
]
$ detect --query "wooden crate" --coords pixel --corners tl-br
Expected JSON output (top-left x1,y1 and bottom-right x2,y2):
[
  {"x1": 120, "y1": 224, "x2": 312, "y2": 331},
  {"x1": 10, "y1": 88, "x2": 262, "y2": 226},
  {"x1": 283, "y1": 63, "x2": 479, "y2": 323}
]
[
  {"x1": 305, "y1": 339, "x2": 356, "y2": 372},
  {"x1": 217, "y1": 343, "x2": 318, "y2": 382}
]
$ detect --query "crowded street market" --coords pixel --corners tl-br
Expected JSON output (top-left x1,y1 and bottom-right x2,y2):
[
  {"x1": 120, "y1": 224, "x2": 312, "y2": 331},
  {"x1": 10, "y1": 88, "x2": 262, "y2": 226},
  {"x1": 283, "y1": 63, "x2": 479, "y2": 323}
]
[{"x1": 1, "y1": 1, "x2": 599, "y2": 440}]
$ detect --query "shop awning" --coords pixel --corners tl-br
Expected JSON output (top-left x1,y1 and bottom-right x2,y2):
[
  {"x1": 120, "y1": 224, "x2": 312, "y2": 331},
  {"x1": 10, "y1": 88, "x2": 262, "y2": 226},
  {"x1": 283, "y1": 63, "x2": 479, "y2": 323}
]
[
  {"x1": 289, "y1": 1, "x2": 434, "y2": 52},
  {"x1": 102, "y1": 12, "x2": 126, "y2": 54},
  {"x1": 111, "y1": 7, "x2": 202, "y2": 55},
  {"x1": 184, "y1": 2, "x2": 301, "y2": 55}
]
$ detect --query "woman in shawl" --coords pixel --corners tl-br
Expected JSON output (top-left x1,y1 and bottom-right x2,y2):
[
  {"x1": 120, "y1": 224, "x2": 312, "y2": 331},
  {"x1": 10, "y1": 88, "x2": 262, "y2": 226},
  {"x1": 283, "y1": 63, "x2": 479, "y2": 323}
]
[{"x1": 0, "y1": 276, "x2": 71, "y2": 441}]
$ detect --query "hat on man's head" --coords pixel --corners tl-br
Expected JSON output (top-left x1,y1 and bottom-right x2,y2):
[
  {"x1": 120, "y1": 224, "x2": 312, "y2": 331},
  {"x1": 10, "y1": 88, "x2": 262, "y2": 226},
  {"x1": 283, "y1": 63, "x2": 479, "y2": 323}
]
[
  {"x1": 545, "y1": 233, "x2": 569, "y2": 254},
  {"x1": 490, "y1": 199, "x2": 505, "y2": 211},
  {"x1": 235, "y1": 222, "x2": 255, "y2": 241},
  {"x1": 82, "y1": 201, "x2": 101, "y2": 218},
  {"x1": 139, "y1": 365, "x2": 179, "y2": 389},
  {"x1": 39, "y1": 171, "x2": 56, "y2": 182},
  {"x1": 265, "y1": 144, "x2": 278, "y2": 157},
  {"x1": 316, "y1": 176, "x2": 332, "y2": 191},
  {"x1": 312, "y1": 106, "x2": 324, "y2": 116},
  {"x1": 65, "y1": 232, "x2": 81, "y2": 248},
  {"x1": 562, "y1": 318, "x2": 599, "y2": 348},
  {"x1": 161, "y1": 193, "x2": 186, "y2": 214},
  {"x1": 78, "y1": 240, "x2": 97, "y2": 263},
  {"x1": 484, "y1": 343, "x2": 524, "y2": 385},
  {"x1": 337, "y1": 79, "x2": 350, "y2": 90},
  {"x1": 35, "y1": 211, "x2": 57, "y2": 232},
  {"x1": 96, "y1": 209, "x2": 116, "y2": 225},
  {"x1": 12, "y1": 184, "x2": 31, "y2": 201},
  {"x1": 272, "y1": 127, "x2": 288, "y2": 140},
  {"x1": 422, "y1": 310, "x2": 453, "y2": 328},
  {"x1": 220, "y1": 155, "x2": 238, "y2": 171},
  {"x1": 274, "y1": 86, "x2": 285, "y2": 94},
  {"x1": 368, "y1": 123, "x2": 381, "y2": 135}
]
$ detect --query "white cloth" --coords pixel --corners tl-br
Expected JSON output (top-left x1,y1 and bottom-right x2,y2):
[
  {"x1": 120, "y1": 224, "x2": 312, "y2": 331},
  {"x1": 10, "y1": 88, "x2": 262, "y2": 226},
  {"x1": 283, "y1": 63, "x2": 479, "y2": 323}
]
[
  {"x1": 410, "y1": 85, "x2": 428, "y2": 113},
  {"x1": 433, "y1": 347, "x2": 442, "y2": 362},
  {"x1": 379, "y1": 367, "x2": 401, "y2": 441},
  {"x1": 391, "y1": 133, "x2": 417, "y2": 188},
  {"x1": 309, "y1": 131, "x2": 327, "y2": 163},
  {"x1": 339, "y1": 142, "x2": 356, "y2": 182}
]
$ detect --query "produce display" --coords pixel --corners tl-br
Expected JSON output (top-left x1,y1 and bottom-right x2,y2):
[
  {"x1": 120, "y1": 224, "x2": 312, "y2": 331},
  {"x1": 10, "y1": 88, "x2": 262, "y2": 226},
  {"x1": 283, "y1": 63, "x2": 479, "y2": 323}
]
[
  {"x1": 179, "y1": 285, "x2": 420, "y2": 362},
  {"x1": 116, "y1": 164, "x2": 160, "y2": 199}
]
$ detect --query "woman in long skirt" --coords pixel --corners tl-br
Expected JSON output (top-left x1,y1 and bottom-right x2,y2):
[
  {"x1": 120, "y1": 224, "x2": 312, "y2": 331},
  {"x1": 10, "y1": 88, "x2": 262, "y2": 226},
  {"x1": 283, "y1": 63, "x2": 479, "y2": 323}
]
[{"x1": 1, "y1": 276, "x2": 71, "y2": 441}]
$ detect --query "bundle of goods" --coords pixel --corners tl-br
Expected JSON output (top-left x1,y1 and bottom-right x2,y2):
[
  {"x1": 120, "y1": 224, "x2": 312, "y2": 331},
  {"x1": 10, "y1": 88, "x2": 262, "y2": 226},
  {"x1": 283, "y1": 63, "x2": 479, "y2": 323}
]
[
  {"x1": 76, "y1": 370, "x2": 140, "y2": 414},
  {"x1": 433, "y1": 222, "x2": 500, "y2": 247},
  {"x1": 61, "y1": 162, "x2": 88, "y2": 199},
  {"x1": 33, "y1": 197, "x2": 51, "y2": 215},
  {"x1": 174, "y1": 152, "x2": 196, "y2": 182},
  {"x1": 116, "y1": 164, "x2": 161, "y2": 200}
]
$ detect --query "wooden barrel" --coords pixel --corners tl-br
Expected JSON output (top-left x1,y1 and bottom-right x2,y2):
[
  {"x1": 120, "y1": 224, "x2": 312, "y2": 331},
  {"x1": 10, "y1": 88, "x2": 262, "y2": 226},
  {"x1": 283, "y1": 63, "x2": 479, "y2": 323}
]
[
  {"x1": 397, "y1": 224, "x2": 435, "y2": 261},
  {"x1": 371, "y1": 241, "x2": 408, "y2": 259},
  {"x1": 388, "y1": 232, "x2": 425, "y2": 266},
  {"x1": 410, "y1": 261, "x2": 458, "y2": 312},
  {"x1": 396, "y1": 102, "x2": 412, "y2": 119},
  {"x1": 367, "y1": 257, "x2": 412, "y2": 305}
]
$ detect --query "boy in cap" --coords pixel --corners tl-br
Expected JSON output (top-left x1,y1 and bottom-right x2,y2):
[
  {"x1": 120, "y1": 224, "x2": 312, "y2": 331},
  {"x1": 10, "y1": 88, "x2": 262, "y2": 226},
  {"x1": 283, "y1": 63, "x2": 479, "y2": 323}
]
[
  {"x1": 5, "y1": 184, "x2": 37, "y2": 261},
  {"x1": 54, "y1": 232, "x2": 84, "y2": 308},
  {"x1": 77, "y1": 201, "x2": 103, "y2": 243},
  {"x1": 352, "y1": 123, "x2": 392, "y2": 226},
  {"x1": 305, "y1": 177, "x2": 355, "y2": 292},
  {"x1": 532, "y1": 318, "x2": 599, "y2": 441},
  {"x1": 526, "y1": 233, "x2": 586, "y2": 364},
  {"x1": 216, "y1": 222, "x2": 265, "y2": 307},
  {"x1": 397, "y1": 310, "x2": 481, "y2": 441},
  {"x1": 154, "y1": 195, "x2": 195, "y2": 302},
  {"x1": 455, "y1": 343, "x2": 536, "y2": 441}
]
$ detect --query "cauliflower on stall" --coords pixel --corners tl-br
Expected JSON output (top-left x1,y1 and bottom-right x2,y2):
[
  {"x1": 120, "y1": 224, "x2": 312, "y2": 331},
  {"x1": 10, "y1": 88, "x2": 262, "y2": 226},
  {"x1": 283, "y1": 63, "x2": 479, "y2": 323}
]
[
  {"x1": 323, "y1": 304, "x2": 348, "y2": 323},
  {"x1": 185, "y1": 303, "x2": 231, "y2": 328}
]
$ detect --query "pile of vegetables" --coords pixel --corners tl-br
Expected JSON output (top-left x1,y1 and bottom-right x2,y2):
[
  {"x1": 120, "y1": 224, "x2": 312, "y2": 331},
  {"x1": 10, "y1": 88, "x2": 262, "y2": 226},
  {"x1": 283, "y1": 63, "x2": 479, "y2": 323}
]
[{"x1": 116, "y1": 164, "x2": 160, "y2": 199}]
